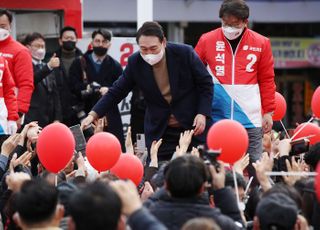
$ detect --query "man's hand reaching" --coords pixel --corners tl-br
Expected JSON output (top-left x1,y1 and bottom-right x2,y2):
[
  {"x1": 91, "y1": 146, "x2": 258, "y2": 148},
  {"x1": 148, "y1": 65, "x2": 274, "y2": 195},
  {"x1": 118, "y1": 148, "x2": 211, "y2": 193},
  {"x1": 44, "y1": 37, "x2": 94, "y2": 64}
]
[{"x1": 193, "y1": 114, "x2": 206, "y2": 136}]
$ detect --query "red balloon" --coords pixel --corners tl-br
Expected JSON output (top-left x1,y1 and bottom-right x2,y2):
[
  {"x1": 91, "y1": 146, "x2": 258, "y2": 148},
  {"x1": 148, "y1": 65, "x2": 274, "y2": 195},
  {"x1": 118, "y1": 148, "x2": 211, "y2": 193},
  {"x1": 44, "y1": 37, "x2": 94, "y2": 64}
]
[
  {"x1": 312, "y1": 86, "x2": 320, "y2": 118},
  {"x1": 37, "y1": 123, "x2": 75, "y2": 173},
  {"x1": 206, "y1": 120, "x2": 249, "y2": 164},
  {"x1": 110, "y1": 154, "x2": 144, "y2": 186},
  {"x1": 86, "y1": 132, "x2": 121, "y2": 172},
  {"x1": 315, "y1": 163, "x2": 320, "y2": 202},
  {"x1": 273, "y1": 92, "x2": 287, "y2": 121},
  {"x1": 293, "y1": 123, "x2": 320, "y2": 145}
]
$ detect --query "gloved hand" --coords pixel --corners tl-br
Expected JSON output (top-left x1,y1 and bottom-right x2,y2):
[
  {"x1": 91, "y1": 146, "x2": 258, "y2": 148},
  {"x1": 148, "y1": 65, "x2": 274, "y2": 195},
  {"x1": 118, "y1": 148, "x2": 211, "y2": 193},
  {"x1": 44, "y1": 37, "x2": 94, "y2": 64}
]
[{"x1": 7, "y1": 120, "x2": 18, "y2": 135}]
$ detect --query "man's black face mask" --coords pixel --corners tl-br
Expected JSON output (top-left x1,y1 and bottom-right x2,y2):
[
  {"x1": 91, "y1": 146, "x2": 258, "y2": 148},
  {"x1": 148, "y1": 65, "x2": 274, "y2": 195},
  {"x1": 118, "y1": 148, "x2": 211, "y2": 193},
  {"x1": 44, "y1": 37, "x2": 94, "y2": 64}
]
[
  {"x1": 93, "y1": 46, "x2": 108, "y2": 56},
  {"x1": 62, "y1": 41, "x2": 76, "y2": 51}
]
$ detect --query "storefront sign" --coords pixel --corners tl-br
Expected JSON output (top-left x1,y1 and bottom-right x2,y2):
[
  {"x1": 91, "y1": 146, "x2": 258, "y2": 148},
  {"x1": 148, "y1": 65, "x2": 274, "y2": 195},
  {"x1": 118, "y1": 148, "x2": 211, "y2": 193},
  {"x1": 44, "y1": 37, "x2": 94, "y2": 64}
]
[{"x1": 271, "y1": 38, "x2": 320, "y2": 68}]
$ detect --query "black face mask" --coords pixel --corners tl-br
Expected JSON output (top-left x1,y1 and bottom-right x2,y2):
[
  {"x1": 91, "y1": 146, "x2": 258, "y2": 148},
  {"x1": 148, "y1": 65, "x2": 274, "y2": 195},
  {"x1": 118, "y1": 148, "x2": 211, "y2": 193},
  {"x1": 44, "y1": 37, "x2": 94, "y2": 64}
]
[
  {"x1": 93, "y1": 46, "x2": 108, "y2": 56},
  {"x1": 62, "y1": 41, "x2": 76, "y2": 51}
]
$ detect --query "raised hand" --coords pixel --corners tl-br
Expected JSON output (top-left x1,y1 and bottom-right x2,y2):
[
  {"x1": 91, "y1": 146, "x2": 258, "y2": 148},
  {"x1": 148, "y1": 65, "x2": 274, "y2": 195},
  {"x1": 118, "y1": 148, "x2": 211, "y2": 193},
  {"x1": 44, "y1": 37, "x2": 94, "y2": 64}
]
[
  {"x1": 252, "y1": 152, "x2": 273, "y2": 192},
  {"x1": 1, "y1": 134, "x2": 21, "y2": 157},
  {"x1": 110, "y1": 180, "x2": 143, "y2": 216},
  {"x1": 125, "y1": 126, "x2": 134, "y2": 154},
  {"x1": 179, "y1": 130, "x2": 194, "y2": 153},
  {"x1": 209, "y1": 161, "x2": 225, "y2": 190},
  {"x1": 48, "y1": 53, "x2": 60, "y2": 69},
  {"x1": 150, "y1": 139, "x2": 162, "y2": 167},
  {"x1": 233, "y1": 153, "x2": 250, "y2": 176},
  {"x1": 9, "y1": 151, "x2": 33, "y2": 172}
]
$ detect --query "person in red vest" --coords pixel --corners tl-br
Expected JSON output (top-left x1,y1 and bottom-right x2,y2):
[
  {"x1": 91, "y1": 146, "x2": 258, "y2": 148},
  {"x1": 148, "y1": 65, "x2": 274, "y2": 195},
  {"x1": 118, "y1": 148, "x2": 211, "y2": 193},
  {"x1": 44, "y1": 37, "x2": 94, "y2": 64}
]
[{"x1": 0, "y1": 9, "x2": 34, "y2": 127}]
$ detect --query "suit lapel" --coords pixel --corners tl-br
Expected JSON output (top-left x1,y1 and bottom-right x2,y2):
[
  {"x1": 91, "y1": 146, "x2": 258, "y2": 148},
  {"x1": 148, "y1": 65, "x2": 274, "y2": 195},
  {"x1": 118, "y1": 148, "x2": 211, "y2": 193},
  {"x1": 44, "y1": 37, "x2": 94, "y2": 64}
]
[
  {"x1": 166, "y1": 44, "x2": 180, "y2": 102},
  {"x1": 34, "y1": 63, "x2": 48, "y2": 88},
  {"x1": 140, "y1": 58, "x2": 168, "y2": 105}
]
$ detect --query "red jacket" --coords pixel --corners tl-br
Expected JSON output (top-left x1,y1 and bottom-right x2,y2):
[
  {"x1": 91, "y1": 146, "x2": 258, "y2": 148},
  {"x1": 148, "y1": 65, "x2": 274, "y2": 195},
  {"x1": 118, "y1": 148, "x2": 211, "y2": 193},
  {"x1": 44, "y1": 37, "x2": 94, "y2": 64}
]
[
  {"x1": 0, "y1": 36, "x2": 34, "y2": 113},
  {"x1": 0, "y1": 56, "x2": 18, "y2": 135},
  {"x1": 195, "y1": 28, "x2": 276, "y2": 128}
]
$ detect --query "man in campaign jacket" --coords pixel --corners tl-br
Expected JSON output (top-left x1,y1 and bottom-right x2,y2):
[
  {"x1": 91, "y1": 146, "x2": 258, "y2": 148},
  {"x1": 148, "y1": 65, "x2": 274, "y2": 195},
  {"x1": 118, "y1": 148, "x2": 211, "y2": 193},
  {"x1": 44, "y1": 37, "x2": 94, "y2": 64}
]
[
  {"x1": 0, "y1": 9, "x2": 34, "y2": 124},
  {"x1": 195, "y1": 0, "x2": 276, "y2": 179}
]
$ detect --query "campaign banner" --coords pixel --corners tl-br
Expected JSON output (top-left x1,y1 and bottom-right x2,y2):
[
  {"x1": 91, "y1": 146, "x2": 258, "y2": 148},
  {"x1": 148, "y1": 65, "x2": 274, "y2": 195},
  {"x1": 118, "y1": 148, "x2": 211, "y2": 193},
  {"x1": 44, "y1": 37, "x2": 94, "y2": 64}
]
[{"x1": 271, "y1": 38, "x2": 320, "y2": 69}]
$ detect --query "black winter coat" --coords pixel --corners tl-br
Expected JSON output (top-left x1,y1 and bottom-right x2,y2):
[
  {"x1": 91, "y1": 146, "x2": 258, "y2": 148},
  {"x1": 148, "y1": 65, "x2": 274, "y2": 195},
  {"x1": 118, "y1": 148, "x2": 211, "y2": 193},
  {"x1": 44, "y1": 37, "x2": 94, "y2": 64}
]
[{"x1": 146, "y1": 187, "x2": 243, "y2": 230}]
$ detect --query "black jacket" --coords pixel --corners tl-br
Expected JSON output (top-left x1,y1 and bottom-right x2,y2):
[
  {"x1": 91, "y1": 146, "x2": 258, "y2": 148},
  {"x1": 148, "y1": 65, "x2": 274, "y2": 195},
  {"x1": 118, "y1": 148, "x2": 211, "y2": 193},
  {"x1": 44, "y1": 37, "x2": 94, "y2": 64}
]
[
  {"x1": 69, "y1": 51, "x2": 125, "y2": 150},
  {"x1": 146, "y1": 187, "x2": 243, "y2": 230},
  {"x1": 127, "y1": 208, "x2": 167, "y2": 230},
  {"x1": 24, "y1": 63, "x2": 62, "y2": 128},
  {"x1": 55, "y1": 48, "x2": 82, "y2": 126}
]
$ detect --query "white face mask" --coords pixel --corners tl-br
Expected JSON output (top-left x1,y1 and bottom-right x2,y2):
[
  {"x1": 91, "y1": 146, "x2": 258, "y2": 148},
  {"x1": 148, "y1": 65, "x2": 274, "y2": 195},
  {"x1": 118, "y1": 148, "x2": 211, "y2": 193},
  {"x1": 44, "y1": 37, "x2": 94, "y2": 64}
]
[
  {"x1": 140, "y1": 47, "x2": 164, "y2": 66},
  {"x1": 222, "y1": 26, "x2": 244, "y2": 40},
  {"x1": 0, "y1": 28, "x2": 10, "y2": 41},
  {"x1": 32, "y1": 48, "x2": 46, "y2": 61}
]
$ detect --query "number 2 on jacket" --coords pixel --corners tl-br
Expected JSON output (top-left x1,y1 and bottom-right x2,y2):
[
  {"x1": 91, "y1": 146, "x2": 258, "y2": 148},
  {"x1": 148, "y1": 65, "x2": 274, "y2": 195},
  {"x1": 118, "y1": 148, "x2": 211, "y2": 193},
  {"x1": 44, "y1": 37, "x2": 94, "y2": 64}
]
[{"x1": 246, "y1": 54, "x2": 257, "y2": 73}]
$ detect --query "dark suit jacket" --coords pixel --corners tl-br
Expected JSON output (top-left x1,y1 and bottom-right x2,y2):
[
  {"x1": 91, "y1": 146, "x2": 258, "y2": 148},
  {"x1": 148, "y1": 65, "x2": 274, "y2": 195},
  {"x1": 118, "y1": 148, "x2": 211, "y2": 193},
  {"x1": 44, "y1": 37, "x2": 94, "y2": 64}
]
[
  {"x1": 25, "y1": 63, "x2": 62, "y2": 128},
  {"x1": 93, "y1": 42, "x2": 213, "y2": 148}
]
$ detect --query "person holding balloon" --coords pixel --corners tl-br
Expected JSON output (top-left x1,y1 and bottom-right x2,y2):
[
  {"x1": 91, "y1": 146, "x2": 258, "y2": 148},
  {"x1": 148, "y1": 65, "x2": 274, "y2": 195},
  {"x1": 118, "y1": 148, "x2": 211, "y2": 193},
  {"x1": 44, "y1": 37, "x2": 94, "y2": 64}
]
[{"x1": 195, "y1": 0, "x2": 276, "y2": 180}]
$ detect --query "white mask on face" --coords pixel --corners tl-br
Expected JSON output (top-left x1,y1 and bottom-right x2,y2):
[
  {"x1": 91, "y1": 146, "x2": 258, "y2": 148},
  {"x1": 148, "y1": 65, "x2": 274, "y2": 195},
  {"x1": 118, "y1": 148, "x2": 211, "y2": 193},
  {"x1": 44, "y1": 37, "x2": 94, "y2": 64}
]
[
  {"x1": 0, "y1": 28, "x2": 10, "y2": 41},
  {"x1": 222, "y1": 26, "x2": 244, "y2": 40},
  {"x1": 140, "y1": 46, "x2": 164, "y2": 66},
  {"x1": 32, "y1": 48, "x2": 46, "y2": 61}
]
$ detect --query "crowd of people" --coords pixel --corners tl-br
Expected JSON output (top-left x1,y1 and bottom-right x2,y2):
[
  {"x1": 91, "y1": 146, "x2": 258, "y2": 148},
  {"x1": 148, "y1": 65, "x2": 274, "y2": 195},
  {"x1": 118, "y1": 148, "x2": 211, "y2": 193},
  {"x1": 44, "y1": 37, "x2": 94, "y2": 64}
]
[{"x1": 0, "y1": 0, "x2": 320, "y2": 229}]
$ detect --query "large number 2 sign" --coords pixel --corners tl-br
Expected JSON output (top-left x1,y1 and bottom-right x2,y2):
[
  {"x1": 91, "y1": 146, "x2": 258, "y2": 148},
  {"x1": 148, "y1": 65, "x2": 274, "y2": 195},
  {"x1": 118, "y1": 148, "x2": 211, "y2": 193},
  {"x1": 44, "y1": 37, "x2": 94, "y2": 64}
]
[
  {"x1": 120, "y1": 43, "x2": 134, "y2": 67},
  {"x1": 246, "y1": 54, "x2": 257, "y2": 73}
]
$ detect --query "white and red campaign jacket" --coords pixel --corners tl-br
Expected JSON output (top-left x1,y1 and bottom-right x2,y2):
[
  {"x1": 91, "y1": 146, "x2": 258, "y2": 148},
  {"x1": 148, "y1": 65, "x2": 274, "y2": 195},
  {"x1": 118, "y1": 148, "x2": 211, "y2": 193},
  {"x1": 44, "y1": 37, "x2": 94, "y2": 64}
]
[
  {"x1": 195, "y1": 28, "x2": 276, "y2": 128},
  {"x1": 0, "y1": 56, "x2": 18, "y2": 135}
]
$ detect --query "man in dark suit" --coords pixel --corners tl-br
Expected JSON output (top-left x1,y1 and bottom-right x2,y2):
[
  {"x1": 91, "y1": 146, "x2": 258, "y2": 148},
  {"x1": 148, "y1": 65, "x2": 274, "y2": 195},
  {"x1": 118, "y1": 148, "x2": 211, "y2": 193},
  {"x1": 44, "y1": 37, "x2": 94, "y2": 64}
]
[
  {"x1": 81, "y1": 21, "x2": 213, "y2": 161},
  {"x1": 24, "y1": 32, "x2": 62, "y2": 128}
]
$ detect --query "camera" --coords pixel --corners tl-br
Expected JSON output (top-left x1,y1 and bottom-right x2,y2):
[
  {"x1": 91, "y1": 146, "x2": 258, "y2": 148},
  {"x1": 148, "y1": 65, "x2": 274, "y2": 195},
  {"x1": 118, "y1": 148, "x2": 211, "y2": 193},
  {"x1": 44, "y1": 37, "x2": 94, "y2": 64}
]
[
  {"x1": 72, "y1": 104, "x2": 94, "y2": 138},
  {"x1": 197, "y1": 145, "x2": 221, "y2": 191},
  {"x1": 198, "y1": 145, "x2": 221, "y2": 173},
  {"x1": 289, "y1": 138, "x2": 310, "y2": 156},
  {"x1": 198, "y1": 145, "x2": 221, "y2": 166},
  {"x1": 80, "y1": 81, "x2": 101, "y2": 99}
]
